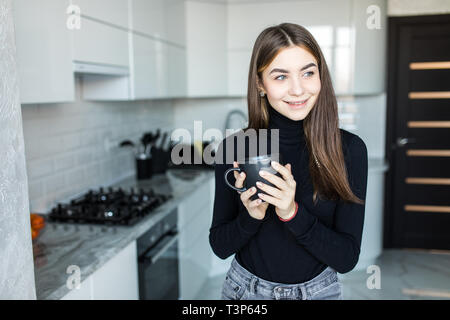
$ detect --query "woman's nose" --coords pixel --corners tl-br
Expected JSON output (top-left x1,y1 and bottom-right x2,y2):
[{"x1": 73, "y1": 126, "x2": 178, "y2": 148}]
[{"x1": 288, "y1": 77, "x2": 304, "y2": 96}]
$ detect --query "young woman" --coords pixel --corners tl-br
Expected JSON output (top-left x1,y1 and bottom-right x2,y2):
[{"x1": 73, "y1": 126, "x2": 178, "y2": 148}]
[{"x1": 209, "y1": 23, "x2": 368, "y2": 300}]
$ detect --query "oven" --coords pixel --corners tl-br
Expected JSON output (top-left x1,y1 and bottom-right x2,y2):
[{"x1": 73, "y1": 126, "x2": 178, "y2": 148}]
[{"x1": 137, "y1": 208, "x2": 179, "y2": 300}]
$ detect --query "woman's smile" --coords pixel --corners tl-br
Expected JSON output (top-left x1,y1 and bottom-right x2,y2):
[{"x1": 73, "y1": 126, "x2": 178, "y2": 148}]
[{"x1": 284, "y1": 98, "x2": 309, "y2": 109}]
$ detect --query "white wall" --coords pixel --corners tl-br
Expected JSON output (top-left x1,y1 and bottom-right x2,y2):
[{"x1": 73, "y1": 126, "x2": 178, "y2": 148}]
[
  {"x1": 22, "y1": 77, "x2": 174, "y2": 214},
  {"x1": 172, "y1": 97, "x2": 246, "y2": 137},
  {"x1": 388, "y1": 0, "x2": 450, "y2": 16},
  {"x1": 0, "y1": 0, "x2": 36, "y2": 299}
]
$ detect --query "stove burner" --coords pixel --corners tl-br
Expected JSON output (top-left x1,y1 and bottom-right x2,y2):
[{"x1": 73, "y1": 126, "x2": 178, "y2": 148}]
[{"x1": 49, "y1": 187, "x2": 172, "y2": 226}]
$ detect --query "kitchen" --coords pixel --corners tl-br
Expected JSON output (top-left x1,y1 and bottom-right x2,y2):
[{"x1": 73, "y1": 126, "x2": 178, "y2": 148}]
[{"x1": 1, "y1": 0, "x2": 450, "y2": 301}]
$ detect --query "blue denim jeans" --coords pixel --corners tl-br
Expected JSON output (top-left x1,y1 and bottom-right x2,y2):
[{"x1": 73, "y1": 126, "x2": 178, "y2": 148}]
[{"x1": 221, "y1": 257, "x2": 343, "y2": 300}]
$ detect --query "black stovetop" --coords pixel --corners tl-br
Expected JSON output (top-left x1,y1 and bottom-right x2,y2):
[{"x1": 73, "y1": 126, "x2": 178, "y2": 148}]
[{"x1": 48, "y1": 187, "x2": 172, "y2": 226}]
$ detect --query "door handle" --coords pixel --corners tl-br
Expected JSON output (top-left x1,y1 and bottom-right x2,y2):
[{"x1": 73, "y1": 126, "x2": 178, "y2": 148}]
[{"x1": 396, "y1": 137, "x2": 416, "y2": 147}]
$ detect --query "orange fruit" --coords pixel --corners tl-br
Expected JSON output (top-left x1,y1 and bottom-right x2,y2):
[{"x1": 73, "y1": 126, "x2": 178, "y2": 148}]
[
  {"x1": 31, "y1": 228, "x2": 40, "y2": 240},
  {"x1": 30, "y1": 214, "x2": 45, "y2": 230}
]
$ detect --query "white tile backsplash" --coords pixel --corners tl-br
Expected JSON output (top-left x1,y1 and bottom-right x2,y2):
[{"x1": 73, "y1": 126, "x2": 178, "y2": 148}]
[
  {"x1": 22, "y1": 78, "x2": 174, "y2": 214},
  {"x1": 173, "y1": 97, "x2": 248, "y2": 137}
]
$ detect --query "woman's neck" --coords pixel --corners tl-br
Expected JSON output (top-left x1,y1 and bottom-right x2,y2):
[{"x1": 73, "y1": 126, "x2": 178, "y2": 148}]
[{"x1": 268, "y1": 106, "x2": 304, "y2": 145}]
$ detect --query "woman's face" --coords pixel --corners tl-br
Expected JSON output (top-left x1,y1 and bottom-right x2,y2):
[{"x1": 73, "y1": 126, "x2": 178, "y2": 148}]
[{"x1": 259, "y1": 45, "x2": 321, "y2": 121}]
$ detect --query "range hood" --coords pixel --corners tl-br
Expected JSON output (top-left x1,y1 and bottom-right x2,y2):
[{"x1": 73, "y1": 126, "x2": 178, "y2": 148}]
[
  {"x1": 73, "y1": 60, "x2": 129, "y2": 76},
  {"x1": 73, "y1": 60, "x2": 131, "y2": 101}
]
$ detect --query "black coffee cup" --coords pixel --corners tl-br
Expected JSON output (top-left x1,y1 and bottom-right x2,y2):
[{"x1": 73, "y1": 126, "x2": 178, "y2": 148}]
[{"x1": 224, "y1": 153, "x2": 283, "y2": 201}]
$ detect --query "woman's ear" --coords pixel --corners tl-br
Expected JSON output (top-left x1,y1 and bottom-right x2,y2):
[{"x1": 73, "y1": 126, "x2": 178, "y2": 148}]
[{"x1": 256, "y1": 78, "x2": 265, "y2": 93}]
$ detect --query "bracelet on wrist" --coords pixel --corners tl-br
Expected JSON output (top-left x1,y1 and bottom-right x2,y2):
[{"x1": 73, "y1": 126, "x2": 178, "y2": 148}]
[{"x1": 279, "y1": 201, "x2": 298, "y2": 222}]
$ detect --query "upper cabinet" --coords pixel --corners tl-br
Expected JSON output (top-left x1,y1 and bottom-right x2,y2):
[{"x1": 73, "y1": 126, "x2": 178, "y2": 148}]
[
  {"x1": 13, "y1": 0, "x2": 75, "y2": 104},
  {"x1": 185, "y1": 1, "x2": 227, "y2": 97},
  {"x1": 71, "y1": 17, "x2": 129, "y2": 68},
  {"x1": 69, "y1": 0, "x2": 130, "y2": 101},
  {"x1": 129, "y1": 33, "x2": 169, "y2": 99},
  {"x1": 72, "y1": 0, "x2": 129, "y2": 29},
  {"x1": 227, "y1": 0, "x2": 386, "y2": 96},
  {"x1": 13, "y1": 0, "x2": 186, "y2": 103},
  {"x1": 130, "y1": 0, "x2": 166, "y2": 40},
  {"x1": 128, "y1": 0, "x2": 186, "y2": 99},
  {"x1": 165, "y1": 0, "x2": 186, "y2": 47},
  {"x1": 168, "y1": 44, "x2": 187, "y2": 98},
  {"x1": 351, "y1": 0, "x2": 387, "y2": 95}
]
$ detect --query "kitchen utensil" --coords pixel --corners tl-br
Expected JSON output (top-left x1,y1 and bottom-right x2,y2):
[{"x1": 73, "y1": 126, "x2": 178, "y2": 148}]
[{"x1": 159, "y1": 132, "x2": 168, "y2": 149}]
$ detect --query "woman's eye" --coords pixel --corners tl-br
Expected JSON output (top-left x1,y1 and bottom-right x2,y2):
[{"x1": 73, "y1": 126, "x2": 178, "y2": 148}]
[
  {"x1": 303, "y1": 71, "x2": 314, "y2": 78},
  {"x1": 275, "y1": 75, "x2": 286, "y2": 80}
]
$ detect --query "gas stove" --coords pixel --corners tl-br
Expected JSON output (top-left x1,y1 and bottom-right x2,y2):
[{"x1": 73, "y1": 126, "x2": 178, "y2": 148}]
[{"x1": 48, "y1": 187, "x2": 172, "y2": 226}]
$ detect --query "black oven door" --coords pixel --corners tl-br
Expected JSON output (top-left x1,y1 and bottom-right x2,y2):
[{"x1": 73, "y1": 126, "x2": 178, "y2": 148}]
[{"x1": 138, "y1": 229, "x2": 179, "y2": 300}]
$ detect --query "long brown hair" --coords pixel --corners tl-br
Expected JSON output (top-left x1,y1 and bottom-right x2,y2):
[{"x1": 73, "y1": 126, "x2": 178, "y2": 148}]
[{"x1": 245, "y1": 23, "x2": 364, "y2": 205}]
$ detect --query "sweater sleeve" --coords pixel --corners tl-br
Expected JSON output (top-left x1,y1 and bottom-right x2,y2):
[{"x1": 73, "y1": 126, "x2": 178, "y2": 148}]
[
  {"x1": 283, "y1": 135, "x2": 368, "y2": 273},
  {"x1": 208, "y1": 139, "x2": 264, "y2": 260}
]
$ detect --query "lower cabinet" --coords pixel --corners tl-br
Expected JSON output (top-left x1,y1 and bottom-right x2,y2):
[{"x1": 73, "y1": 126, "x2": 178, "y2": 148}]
[
  {"x1": 61, "y1": 241, "x2": 139, "y2": 300},
  {"x1": 178, "y1": 177, "x2": 214, "y2": 300}
]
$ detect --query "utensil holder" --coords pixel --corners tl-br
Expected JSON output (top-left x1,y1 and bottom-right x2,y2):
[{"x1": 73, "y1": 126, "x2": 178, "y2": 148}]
[
  {"x1": 136, "y1": 158, "x2": 153, "y2": 180},
  {"x1": 152, "y1": 148, "x2": 171, "y2": 174}
]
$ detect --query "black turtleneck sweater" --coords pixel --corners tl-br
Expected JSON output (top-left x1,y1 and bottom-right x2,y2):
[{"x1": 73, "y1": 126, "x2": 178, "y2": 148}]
[{"x1": 209, "y1": 106, "x2": 368, "y2": 283}]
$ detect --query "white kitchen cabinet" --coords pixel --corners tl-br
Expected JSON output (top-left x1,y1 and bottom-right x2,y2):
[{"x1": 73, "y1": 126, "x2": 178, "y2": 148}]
[
  {"x1": 350, "y1": 0, "x2": 387, "y2": 94},
  {"x1": 130, "y1": 0, "x2": 166, "y2": 40},
  {"x1": 130, "y1": 0, "x2": 185, "y2": 46},
  {"x1": 178, "y1": 180, "x2": 210, "y2": 231},
  {"x1": 129, "y1": 0, "x2": 185, "y2": 99},
  {"x1": 71, "y1": 16, "x2": 131, "y2": 101},
  {"x1": 61, "y1": 275, "x2": 93, "y2": 300},
  {"x1": 353, "y1": 160, "x2": 389, "y2": 271},
  {"x1": 226, "y1": 0, "x2": 385, "y2": 96},
  {"x1": 227, "y1": 0, "x2": 352, "y2": 96},
  {"x1": 129, "y1": 33, "x2": 168, "y2": 99},
  {"x1": 208, "y1": 174, "x2": 234, "y2": 277},
  {"x1": 179, "y1": 204, "x2": 211, "y2": 300},
  {"x1": 12, "y1": 0, "x2": 75, "y2": 104},
  {"x1": 178, "y1": 178, "x2": 214, "y2": 300},
  {"x1": 185, "y1": 1, "x2": 227, "y2": 97},
  {"x1": 61, "y1": 241, "x2": 139, "y2": 300},
  {"x1": 73, "y1": 0, "x2": 129, "y2": 29},
  {"x1": 227, "y1": 50, "x2": 252, "y2": 97},
  {"x1": 167, "y1": 45, "x2": 187, "y2": 98},
  {"x1": 228, "y1": 0, "x2": 351, "y2": 50},
  {"x1": 91, "y1": 241, "x2": 139, "y2": 299},
  {"x1": 165, "y1": 0, "x2": 186, "y2": 47},
  {"x1": 71, "y1": 17, "x2": 129, "y2": 68}
]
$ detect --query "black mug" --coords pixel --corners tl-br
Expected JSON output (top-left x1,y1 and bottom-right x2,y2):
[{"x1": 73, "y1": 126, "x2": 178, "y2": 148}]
[{"x1": 224, "y1": 153, "x2": 283, "y2": 202}]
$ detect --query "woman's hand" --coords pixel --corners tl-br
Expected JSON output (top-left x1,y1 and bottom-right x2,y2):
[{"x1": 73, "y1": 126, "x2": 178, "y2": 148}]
[
  {"x1": 233, "y1": 161, "x2": 269, "y2": 220},
  {"x1": 256, "y1": 161, "x2": 297, "y2": 220}
]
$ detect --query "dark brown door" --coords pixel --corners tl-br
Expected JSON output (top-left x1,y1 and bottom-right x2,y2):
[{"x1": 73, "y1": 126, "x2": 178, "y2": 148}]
[{"x1": 385, "y1": 14, "x2": 450, "y2": 250}]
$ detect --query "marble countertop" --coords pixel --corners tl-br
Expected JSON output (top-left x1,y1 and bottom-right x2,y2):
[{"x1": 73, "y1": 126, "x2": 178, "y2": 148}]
[{"x1": 33, "y1": 168, "x2": 214, "y2": 300}]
